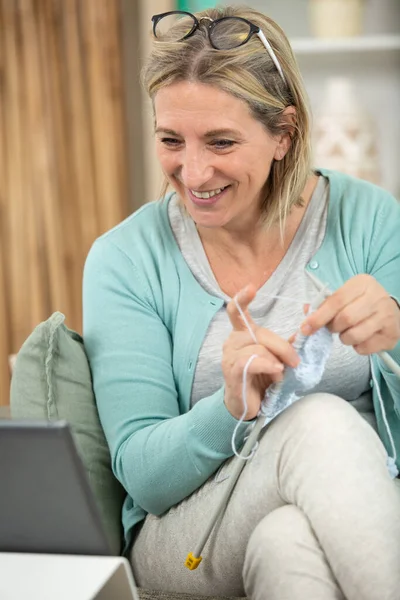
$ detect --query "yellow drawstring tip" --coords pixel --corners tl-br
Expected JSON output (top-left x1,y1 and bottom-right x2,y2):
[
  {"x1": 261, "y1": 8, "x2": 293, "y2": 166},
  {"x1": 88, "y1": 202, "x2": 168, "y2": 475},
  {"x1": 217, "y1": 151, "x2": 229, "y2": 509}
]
[{"x1": 185, "y1": 552, "x2": 202, "y2": 570}]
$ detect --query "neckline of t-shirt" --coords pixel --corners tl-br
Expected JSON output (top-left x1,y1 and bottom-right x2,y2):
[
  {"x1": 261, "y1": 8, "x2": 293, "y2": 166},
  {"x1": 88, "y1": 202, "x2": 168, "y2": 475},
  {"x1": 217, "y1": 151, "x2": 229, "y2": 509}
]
[{"x1": 172, "y1": 175, "x2": 329, "y2": 304}]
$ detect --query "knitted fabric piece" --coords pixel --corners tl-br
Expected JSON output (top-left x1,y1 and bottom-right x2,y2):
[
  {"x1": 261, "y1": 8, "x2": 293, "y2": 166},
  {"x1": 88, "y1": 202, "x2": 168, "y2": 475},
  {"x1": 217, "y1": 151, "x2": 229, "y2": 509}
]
[{"x1": 260, "y1": 327, "x2": 334, "y2": 426}]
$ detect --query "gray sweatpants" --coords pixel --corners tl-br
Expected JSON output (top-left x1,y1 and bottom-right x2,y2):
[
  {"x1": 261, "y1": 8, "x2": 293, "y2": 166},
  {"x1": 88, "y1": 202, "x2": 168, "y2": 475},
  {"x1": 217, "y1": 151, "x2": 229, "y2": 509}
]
[{"x1": 130, "y1": 394, "x2": 400, "y2": 599}]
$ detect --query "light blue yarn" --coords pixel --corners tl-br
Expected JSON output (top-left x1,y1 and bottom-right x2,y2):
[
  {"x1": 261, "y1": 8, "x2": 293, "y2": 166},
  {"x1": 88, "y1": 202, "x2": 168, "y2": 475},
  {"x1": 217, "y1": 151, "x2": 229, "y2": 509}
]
[
  {"x1": 260, "y1": 326, "x2": 333, "y2": 426},
  {"x1": 387, "y1": 457, "x2": 399, "y2": 479}
]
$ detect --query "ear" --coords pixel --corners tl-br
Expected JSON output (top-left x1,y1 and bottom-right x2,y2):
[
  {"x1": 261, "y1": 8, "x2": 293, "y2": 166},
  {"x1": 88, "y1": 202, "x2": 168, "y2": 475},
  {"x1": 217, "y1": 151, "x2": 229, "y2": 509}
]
[{"x1": 273, "y1": 106, "x2": 296, "y2": 161}]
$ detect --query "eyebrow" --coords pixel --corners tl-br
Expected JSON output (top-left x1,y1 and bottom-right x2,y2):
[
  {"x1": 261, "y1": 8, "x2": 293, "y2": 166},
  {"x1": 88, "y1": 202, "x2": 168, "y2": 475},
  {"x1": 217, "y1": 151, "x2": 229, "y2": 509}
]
[{"x1": 155, "y1": 127, "x2": 242, "y2": 138}]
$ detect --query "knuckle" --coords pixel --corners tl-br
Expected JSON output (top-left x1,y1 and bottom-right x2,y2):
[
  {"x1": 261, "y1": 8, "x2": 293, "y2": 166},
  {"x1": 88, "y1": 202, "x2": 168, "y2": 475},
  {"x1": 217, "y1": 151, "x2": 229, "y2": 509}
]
[
  {"x1": 339, "y1": 309, "x2": 354, "y2": 329},
  {"x1": 358, "y1": 273, "x2": 374, "y2": 291},
  {"x1": 354, "y1": 343, "x2": 369, "y2": 356},
  {"x1": 361, "y1": 273, "x2": 374, "y2": 284},
  {"x1": 339, "y1": 332, "x2": 350, "y2": 346},
  {"x1": 339, "y1": 330, "x2": 357, "y2": 346},
  {"x1": 254, "y1": 344, "x2": 268, "y2": 357},
  {"x1": 329, "y1": 316, "x2": 341, "y2": 333},
  {"x1": 328, "y1": 289, "x2": 344, "y2": 311},
  {"x1": 330, "y1": 293, "x2": 342, "y2": 310}
]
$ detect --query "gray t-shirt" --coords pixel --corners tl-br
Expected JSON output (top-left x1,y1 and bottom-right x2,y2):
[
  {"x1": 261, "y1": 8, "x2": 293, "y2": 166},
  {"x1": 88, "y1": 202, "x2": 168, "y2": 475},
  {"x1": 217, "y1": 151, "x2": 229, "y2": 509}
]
[{"x1": 168, "y1": 176, "x2": 373, "y2": 420}]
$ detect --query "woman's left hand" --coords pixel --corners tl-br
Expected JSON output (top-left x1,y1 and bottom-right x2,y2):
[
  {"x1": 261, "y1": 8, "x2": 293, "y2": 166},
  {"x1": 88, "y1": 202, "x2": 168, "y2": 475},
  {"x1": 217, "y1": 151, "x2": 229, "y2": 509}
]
[{"x1": 301, "y1": 274, "x2": 400, "y2": 355}]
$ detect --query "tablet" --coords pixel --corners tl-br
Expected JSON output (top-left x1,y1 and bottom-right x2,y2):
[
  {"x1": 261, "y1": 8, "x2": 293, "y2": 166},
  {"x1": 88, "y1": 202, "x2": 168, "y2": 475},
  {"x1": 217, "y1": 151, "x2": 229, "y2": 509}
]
[{"x1": 0, "y1": 420, "x2": 112, "y2": 556}]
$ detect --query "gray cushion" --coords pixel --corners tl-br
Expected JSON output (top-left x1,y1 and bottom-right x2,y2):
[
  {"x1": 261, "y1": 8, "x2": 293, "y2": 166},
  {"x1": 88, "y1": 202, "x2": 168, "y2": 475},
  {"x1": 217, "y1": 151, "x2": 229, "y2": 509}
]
[{"x1": 10, "y1": 312, "x2": 126, "y2": 555}]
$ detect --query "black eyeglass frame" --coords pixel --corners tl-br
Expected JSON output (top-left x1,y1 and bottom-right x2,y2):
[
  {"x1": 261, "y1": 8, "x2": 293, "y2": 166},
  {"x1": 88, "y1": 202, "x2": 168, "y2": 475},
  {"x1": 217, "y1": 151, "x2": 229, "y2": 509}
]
[
  {"x1": 151, "y1": 11, "x2": 286, "y2": 83},
  {"x1": 152, "y1": 11, "x2": 261, "y2": 50}
]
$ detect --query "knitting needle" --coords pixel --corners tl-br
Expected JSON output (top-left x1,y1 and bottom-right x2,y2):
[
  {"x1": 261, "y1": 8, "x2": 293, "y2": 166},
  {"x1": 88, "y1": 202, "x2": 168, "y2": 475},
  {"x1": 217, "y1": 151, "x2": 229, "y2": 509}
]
[
  {"x1": 185, "y1": 285, "x2": 329, "y2": 570},
  {"x1": 184, "y1": 414, "x2": 265, "y2": 570}
]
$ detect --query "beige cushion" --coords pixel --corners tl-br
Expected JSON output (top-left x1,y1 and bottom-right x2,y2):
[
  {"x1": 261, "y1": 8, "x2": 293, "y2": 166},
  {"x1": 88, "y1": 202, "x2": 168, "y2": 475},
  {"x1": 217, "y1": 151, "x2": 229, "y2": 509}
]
[{"x1": 10, "y1": 312, "x2": 126, "y2": 555}]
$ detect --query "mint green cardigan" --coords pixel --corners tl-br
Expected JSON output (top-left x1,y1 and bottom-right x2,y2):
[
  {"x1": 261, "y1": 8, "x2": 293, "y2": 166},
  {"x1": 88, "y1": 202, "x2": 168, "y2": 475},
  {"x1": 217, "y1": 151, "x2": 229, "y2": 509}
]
[{"x1": 83, "y1": 169, "x2": 400, "y2": 546}]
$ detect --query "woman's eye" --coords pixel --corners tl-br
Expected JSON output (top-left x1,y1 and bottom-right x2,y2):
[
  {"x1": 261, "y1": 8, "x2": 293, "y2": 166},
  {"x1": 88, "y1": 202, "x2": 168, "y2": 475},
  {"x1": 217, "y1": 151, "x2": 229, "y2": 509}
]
[
  {"x1": 160, "y1": 137, "x2": 182, "y2": 147},
  {"x1": 211, "y1": 139, "x2": 235, "y2": 150}
]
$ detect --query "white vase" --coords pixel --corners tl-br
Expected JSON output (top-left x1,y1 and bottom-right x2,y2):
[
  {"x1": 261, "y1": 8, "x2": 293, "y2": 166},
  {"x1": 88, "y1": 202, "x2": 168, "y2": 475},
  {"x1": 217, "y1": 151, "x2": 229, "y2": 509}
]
[
  {"x1": 313, "y1": 77, "x2": 381, "y2": 185},
  {"x1": 308, "y1": 0, "x2": 366, "y2": 38}
]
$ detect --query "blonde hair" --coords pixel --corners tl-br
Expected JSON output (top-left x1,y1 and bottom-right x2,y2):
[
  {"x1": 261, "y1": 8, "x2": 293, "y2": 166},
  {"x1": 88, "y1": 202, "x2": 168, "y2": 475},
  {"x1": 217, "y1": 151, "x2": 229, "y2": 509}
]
[{"x1": 142, "y1": 5, "x2": 312, "y2": 229}]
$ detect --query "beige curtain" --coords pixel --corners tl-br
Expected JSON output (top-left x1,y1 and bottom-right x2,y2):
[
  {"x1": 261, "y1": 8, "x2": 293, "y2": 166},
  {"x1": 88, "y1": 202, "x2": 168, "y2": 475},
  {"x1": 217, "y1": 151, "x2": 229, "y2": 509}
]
[
  {"x1": 0, "y1": 0, "x2": 130, "y2": 405},
  {"x1": 136, "y1": 0, "x2": 173, "y2": 203}
]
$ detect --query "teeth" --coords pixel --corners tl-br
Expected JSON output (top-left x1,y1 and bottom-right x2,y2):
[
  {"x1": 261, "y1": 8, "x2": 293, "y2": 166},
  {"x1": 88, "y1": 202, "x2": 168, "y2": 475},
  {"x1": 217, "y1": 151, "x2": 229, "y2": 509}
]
[{"x1": 191, "y1": 186, "x2": 226, "y2": 199}]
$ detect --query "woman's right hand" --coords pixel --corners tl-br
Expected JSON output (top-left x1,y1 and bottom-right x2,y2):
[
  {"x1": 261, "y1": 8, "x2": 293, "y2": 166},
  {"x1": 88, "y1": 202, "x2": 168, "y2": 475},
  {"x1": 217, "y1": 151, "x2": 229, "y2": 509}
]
[{"x1": 222, "y1": 285, "x2": 301, "y2": 421}]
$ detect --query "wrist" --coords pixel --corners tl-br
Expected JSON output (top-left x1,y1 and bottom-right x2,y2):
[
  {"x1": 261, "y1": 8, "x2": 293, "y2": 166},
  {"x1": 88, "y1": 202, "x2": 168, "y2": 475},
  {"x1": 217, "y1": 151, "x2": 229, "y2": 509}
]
[{"x1": 223, "y1": 393, "x2": 256, "y2": 422}]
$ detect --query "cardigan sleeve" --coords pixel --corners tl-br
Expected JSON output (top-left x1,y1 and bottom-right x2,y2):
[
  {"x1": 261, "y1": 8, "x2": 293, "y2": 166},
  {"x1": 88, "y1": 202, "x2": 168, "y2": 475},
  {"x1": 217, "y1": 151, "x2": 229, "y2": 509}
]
[{"x1": 83, "y1": 237, "x2": 249, "y2": 516}]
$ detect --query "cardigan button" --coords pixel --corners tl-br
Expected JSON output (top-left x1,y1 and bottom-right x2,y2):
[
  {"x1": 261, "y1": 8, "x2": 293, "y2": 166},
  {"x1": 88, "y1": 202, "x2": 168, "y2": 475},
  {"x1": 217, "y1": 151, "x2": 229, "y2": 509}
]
[{"x1": 309, "y1": 260, "x2": 319, "y2": 270}]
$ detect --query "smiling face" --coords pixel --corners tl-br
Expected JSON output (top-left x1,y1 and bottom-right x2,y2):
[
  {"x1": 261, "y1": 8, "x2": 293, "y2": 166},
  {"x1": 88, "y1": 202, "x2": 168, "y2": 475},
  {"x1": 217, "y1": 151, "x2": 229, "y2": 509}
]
[{"x1": 154, "y1": 81, "x2": 291, "y2": 233}]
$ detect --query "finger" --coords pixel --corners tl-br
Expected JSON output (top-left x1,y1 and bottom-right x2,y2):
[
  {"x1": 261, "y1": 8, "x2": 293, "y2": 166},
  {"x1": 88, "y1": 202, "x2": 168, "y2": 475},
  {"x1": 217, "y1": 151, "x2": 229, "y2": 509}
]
[
  {"x1": 256, "y1": 327, "x2": 300, "y2": 368},
  {"x1": 269, "y1": 370, "x2": 285, "y2": 384},
  {"x1": 226, "y1": 344, "x2": 285, "y2": 372},
  {"x1": 339, "y1": 313, "x2": 380, "y2": 347},
  {"x1": 329, "y1": 295, "x2": 376, "y2": 334},
  {"x1": 355, "y1": 331, "x2": 398, "y2": 355},
  {"x1": 341, "y1": 308, "x2": 399, "y2": 351},
  {"x1": 301, "y1": 287, "x2": 360, "y2": 335},
  {"x1": 235, "y1": 355, "x2": 284, "y2": 378},
  {"x1": 227, "y1": 329, "x2": 300, "y2": 368},
  {"x1": 303, "y1": 303, "x2": 310, "y2": 316},
  {"x1": 233, "y1": 345, "x2": 285, "y2": 374},
  {"x1": 301, "y1": 275, "x2": 384, "y2": 336},
  {"x1": 226, "y1": 330, "x2": 265, "y2": 350},
  {"x1": 227, "y1": 285, "x2": 257, "y2": 332}
]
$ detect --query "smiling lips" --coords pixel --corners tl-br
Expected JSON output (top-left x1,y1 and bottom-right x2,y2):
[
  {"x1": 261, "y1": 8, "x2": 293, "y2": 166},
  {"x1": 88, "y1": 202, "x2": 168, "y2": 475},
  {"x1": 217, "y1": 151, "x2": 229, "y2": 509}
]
[
  {"x1": 188, "y1": 185, "x2": 230, "y2": 206},
  {"x1": 191, "y1": 185, "x2": 228, "y2": 199}
]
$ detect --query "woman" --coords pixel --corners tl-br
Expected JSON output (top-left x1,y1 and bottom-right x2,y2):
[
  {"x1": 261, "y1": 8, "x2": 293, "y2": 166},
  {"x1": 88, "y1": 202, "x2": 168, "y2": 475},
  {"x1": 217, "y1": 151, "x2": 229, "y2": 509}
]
[{"x1": 83, "y1": 6, "x2": 400, "y2": 599}]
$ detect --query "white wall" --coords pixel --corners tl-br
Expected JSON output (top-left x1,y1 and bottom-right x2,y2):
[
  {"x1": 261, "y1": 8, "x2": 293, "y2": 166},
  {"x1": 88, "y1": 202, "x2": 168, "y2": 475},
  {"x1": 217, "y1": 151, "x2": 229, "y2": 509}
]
[
  {"x1": 229, "y1": 0, "x2": 400, "y2": 37},
  {"x1": 230, "y1": 0, "x2": 400, "y2": 196}
]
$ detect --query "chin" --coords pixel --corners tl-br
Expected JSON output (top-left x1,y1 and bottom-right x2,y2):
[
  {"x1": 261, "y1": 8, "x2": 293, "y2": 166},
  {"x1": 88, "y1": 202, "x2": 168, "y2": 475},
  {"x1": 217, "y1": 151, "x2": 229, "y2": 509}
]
[{"x1": 191, "y1": 213, "x2": 230, "y2": 229}]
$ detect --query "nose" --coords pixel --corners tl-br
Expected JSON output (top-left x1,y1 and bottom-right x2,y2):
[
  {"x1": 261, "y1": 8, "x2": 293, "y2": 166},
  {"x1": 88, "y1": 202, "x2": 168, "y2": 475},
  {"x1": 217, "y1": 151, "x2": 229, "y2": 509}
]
[{"x1": 179, "y1": 147, "x2": 214, "y2": 190}]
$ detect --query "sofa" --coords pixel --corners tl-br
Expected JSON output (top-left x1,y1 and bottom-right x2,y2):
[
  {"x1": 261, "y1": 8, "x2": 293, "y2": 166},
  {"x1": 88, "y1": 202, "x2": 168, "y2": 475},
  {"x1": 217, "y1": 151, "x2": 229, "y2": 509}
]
[{"x1": 9, "y1": 313, "x2": 244, "y2": 600}]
